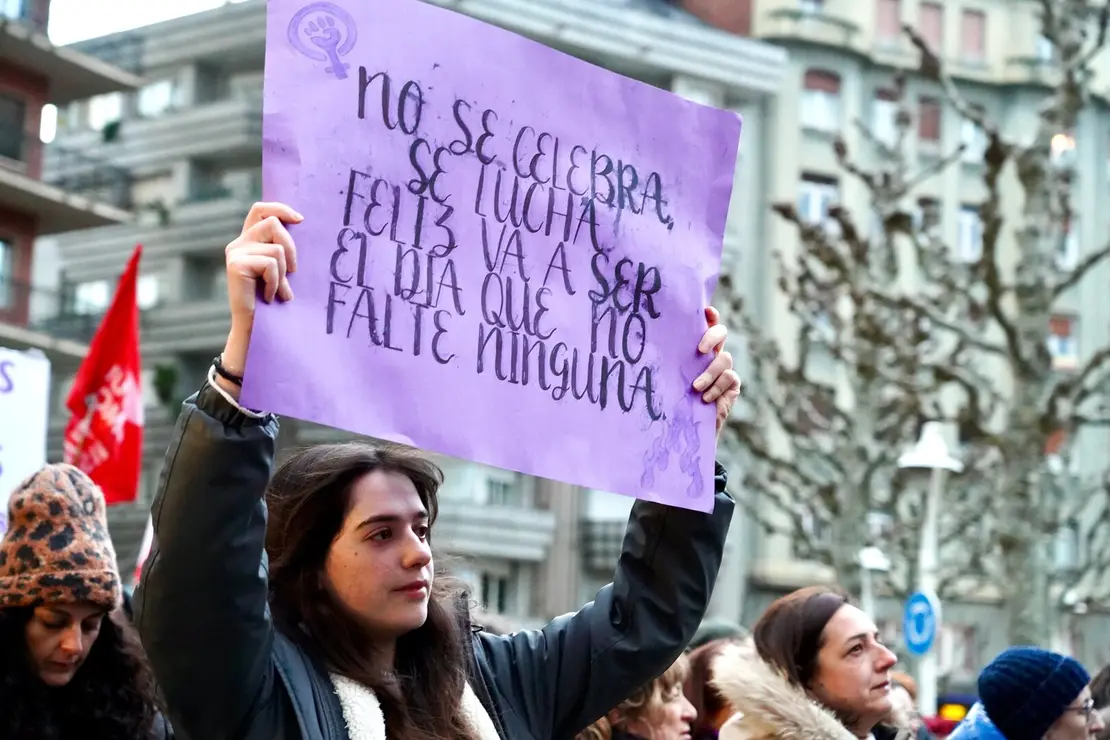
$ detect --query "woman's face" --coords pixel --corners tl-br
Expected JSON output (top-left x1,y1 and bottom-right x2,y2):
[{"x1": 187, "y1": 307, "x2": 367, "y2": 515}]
[
  {"x1": 1046, "y1": 687, "x2": 1105, "y2": 740},
  {"x1": 24, "y1": 603, "x2": 105, "y2": 687},
  {"x1": 324, "y1": 469, "x2": 434, "y2": 643},
  {"x1": 809, "y1": 604, "x2": 898, "y2": 730},
  {"x1": 623, "y1": 682, "x2": 697, "y2": 739}
]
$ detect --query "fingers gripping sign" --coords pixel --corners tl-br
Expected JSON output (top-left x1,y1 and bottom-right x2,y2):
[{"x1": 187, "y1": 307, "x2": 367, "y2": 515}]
[
  {"x1": 226, "y1": 202, "x2": 304, "y2": 324},
  {"x1": 218, "y1": 202, "x2": 304, "y2": 391},
  {"x1": 692, "y1": 306, "x2": 742, "y2": 438}
]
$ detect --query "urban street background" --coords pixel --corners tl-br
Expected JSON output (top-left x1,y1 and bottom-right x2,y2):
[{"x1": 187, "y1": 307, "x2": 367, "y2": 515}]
[{"x1": 2, "y1": 0, "x2": 1108, "y2": 707}]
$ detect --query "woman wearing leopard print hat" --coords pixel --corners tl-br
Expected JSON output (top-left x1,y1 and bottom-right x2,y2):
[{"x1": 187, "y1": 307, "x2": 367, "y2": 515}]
[{"x1": 0, "y1": 462, "x2": 171, "y2": 739}]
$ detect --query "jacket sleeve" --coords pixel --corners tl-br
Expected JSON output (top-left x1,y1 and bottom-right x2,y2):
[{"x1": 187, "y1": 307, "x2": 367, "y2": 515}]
[
  {"x1": 133, "y1": 377, "x2": 283, "y2": 740},
  {"x1": 475, "y1": 463, "x2": 735, "y2": 739}
]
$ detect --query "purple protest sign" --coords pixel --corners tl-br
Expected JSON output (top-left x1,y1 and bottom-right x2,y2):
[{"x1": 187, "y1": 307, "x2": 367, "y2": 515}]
[{"x1": 243, "y1": 0, "x2": 742, "y2": 512}]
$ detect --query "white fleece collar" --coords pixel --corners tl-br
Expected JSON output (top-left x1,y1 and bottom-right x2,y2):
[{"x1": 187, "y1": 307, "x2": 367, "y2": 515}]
[{"x1": 330, "y1": 672, "x2": 501, "y2": 740}]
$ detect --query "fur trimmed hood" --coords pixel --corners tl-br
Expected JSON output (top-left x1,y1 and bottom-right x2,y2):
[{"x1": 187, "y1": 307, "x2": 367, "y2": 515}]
[{"x1": 710, "y1": 642, "x2": 911, "y2": 740}]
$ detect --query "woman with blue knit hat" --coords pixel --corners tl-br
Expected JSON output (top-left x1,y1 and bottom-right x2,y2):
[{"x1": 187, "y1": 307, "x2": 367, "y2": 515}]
[{"x1": 949, "y1": 646, "x2": 1103, "y2": 740}]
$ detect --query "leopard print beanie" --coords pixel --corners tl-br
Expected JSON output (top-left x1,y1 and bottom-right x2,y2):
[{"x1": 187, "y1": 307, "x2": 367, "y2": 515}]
[{"x1": 0, "y1": 463, "x2": 121, "y2": 609}]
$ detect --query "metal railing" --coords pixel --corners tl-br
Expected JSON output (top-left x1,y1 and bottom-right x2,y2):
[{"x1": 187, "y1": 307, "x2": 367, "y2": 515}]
[
  {"x1": 71, "y1": 32, "x2": 145, "y2": 75},
  {"x1": 0, "y1": 276, "x2": 103, "y2": 344},
  {"x1": 42, "y1": 143, "x2": 134, "y2": 210}
]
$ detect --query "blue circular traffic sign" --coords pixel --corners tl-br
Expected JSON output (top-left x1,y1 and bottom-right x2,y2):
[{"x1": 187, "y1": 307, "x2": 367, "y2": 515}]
[{"x1": 903, "y1": 591, "x2": 940, "y2": 656}]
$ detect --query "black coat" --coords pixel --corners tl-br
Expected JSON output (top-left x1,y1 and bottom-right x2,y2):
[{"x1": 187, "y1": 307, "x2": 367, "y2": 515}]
[{"x1": 134, "y1": 380, "x2": 735, "y2": 740}]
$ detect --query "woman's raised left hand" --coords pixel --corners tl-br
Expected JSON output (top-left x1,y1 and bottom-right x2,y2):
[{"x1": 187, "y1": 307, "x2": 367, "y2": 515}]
[{"x1": 692, "y1": 306, "x2": 741, "y2": 438}]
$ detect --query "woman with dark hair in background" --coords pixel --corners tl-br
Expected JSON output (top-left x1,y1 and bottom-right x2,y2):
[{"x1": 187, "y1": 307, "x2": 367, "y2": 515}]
[
  {"x1": 0, "y1": 464, "x2": 169, "y2": 739},
  {"x1": 685, "y1": 637, "x2": 748, "y2": 739},
  {"x1": 712, "y1": 585, "x2": 906, "y2": 740}
]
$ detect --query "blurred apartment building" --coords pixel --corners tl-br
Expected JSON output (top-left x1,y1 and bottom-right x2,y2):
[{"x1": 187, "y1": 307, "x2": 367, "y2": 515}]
[
  {"x1": 0, "y1": 0, "x2": 137, "y2": 370},
  {"x1": 675, "y1": 0, "x2": 1110, "y2": 680},
  {"x1": 37, "y1": 0, "x2": 785, "y2": 628}
]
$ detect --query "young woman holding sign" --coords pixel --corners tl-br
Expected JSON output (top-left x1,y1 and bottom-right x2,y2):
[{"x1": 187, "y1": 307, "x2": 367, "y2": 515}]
[{"x1": 134, "y1": 202, "x2": 743, "y2": 740}]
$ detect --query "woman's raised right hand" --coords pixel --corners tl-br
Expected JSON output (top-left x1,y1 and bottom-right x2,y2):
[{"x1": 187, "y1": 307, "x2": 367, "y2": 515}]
[{"x1": 218, "y1": 202, "x2": 303, "y2": 391}]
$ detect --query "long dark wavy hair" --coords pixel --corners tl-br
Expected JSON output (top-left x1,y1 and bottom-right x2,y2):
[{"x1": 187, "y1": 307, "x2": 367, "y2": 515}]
[
  {"x1": 266, "y1": 441, "x2": 475, "y2": 740},
  {"x1": 0, "y1": 606, "x2": 161, "y2": 739}
]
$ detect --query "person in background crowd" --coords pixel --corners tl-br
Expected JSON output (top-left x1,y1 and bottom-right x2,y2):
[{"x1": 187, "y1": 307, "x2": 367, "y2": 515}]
[
  {"x1": 712, "y1": 585, "x2": 906, "y2": 740},
  {"x1": 688, "y1": 619, "x2": 749, "y2": 652},
  {"x1": 0, "y1": 464, "x2": 171, "y2": 739},
  {"x1": 685, "y1": 637, "x2": 750, "y2": 740},
  {"x1": 134, "y1": 202, "x2": 743, "y2": 740},
  {"x1": 1088, "y1": 664, "x2": 1110, "y2": 740},
  {"x1": 577, "y1": 653, "x2": 697, "y2": 740},
  {"x1": 948, "y1": 646, "x2": 1102, "y2": 740},
  {"x1": 890, "y1": 671, "x2": 932, "y2": 740}
]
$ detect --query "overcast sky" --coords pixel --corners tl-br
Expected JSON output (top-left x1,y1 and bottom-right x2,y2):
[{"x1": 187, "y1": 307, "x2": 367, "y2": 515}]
[{"x1": 48, "y1": 0, "x2": 240, "y2": 45}]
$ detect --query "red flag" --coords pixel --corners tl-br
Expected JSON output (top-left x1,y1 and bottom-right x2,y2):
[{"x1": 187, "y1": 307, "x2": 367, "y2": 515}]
[{"x1": 63, "y1": 244, "x2": 144, "y2": 505}]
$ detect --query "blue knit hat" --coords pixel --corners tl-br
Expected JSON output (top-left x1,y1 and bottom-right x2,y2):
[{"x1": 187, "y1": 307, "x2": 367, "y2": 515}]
[{"x1": 978, "y1": 646, "x2": 1090, "y2": 740}]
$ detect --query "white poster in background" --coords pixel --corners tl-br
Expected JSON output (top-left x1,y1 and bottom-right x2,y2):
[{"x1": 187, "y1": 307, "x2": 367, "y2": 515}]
[{"x1": 0, "y1": 347, "x2": 51, "y2": 535}]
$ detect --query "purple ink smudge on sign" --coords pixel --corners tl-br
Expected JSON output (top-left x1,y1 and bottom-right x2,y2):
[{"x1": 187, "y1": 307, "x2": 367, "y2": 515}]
[{"x1": 245, "y1": 0, "x2": 743, "y2": 512}]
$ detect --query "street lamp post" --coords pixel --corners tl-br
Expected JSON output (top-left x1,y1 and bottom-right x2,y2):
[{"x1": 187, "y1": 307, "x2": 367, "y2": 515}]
[
  {"x1": 859, "y1": 545, "x2": 891, "y2": 618},
  {"x1": 897, "y1": 422, "x2": 963, "y2": 719}
]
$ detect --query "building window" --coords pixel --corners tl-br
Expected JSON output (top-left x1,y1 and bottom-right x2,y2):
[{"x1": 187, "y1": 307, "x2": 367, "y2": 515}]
[
  {"x1": 960, "y1": 115, "x2": 987, "y2": 163},
  {"x1": 1054, "y1": 520, "x2": 1079, "y2": 570},
  {"x1": 137, "y1": 274, "x2": 161, "y2": 310},
  {"x1": 801, "y1": 69, "x2": 841, "y2": 132},
  {"x1": 1, "y1": 0, "x2": 26, "y2": 20},
  {"x1": 876, "y1": 0, "x2": 900, "y2": 41},
  {"x1": 873, "y1": 89, "x2": 898, "y2": 146},
  {"x1": 1048, "y1": 315, "x2": 1078, "y2": 371},
  {"x1": 1036, "y1": 34, "x2": 1054, "y2": 62},
  {"x1": 919, "y1": 2, "x2": 944, "y2": 52},
  {"x1": 798, "y1": 175, "x2": 839, "y2": 233},
  {"x1": 915, "y1": 197, "x2": 941, "y2": 232},
  {"x1": 956, "y1": 205, "x2": 982, "y2": 262},
  {"x1": 960, "y1": 9, "x2": 986, "y2": 61},
  {"x1": 485, "y1": 475, "x2": 522, "y2": 507},
  {"x1": 86, "y1": 93, "x2": 123, "y2": 131},
  {"x1": 137, "y1": 80, "x2": 177, "y2": 118},
  {"x1": 72, "y1": 280, "x2": 110, "y2": 315},
  {"x1": 1051, "y1": 131, "x2": 1076, "y2": 167},
  {"x1": 1045, "y1": 428, "x2": 1076, "y2": 475},
  {"x1": 139, "y1": 367, "x2": 162, "y2": 410},
  {"x1": 0, "y1": 94, "x2": 27, "y2": 162},
  {"x1": 480, "y1": 571, "x2": 514, "y2": 614},
  {"x1": 918, "y1": 97, "x2": 942, "y2": 143},
  {"x1": 0, "y1": 238, "x2": 11, "y2": 307},
  {"x1": 1058, "y1": 214, "x2": 1079, "y2": 270}
]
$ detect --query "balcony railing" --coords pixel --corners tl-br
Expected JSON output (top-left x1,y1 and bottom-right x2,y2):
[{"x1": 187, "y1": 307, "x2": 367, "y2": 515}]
[
  {"x1": 44, "y1": 143, "x2": 134, "y2": 210},
  {"x1": 0, "y1": 276, "x2": 103, "y2": 344},
  {"x1": 0, "y1": 130, "x2": 134, "y2": 210},
  {"x1": 70, "y1": 32, "x2": 146, "y2": 75},
  {"x1": 1, "y1": 1, "x2": 49, "y2": 33}
]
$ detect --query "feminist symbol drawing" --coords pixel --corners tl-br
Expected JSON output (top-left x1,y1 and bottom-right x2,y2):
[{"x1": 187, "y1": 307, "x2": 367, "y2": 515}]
[{"x1": 287, "y1": 2, "x2": 358, "y2": 80}]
